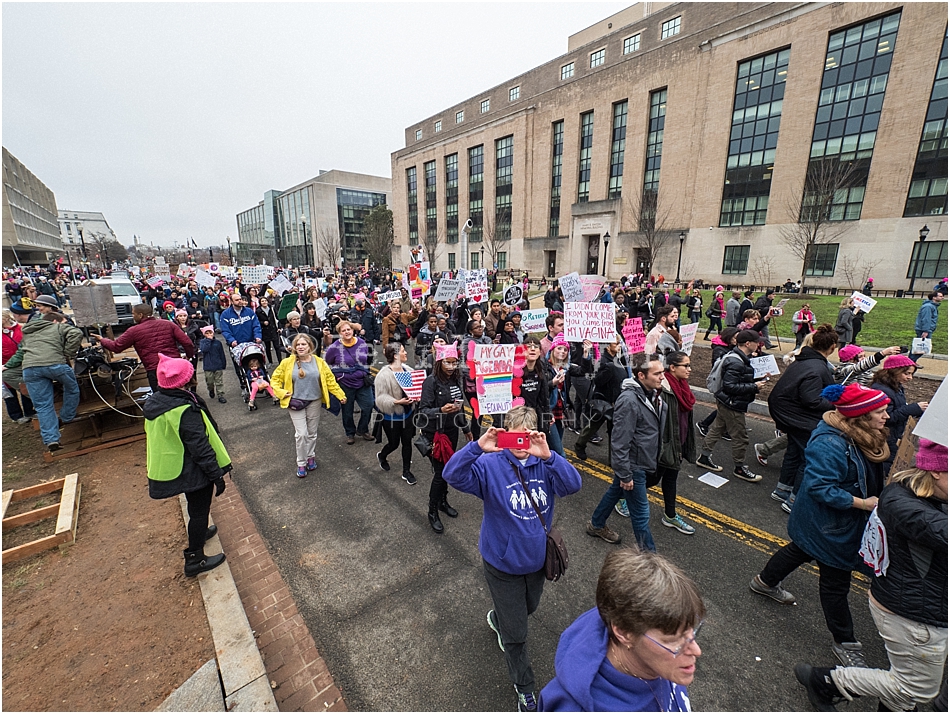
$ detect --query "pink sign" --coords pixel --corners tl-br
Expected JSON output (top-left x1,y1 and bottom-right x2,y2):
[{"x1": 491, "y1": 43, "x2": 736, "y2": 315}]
[{"x1": 623, "y1": 317, "x2": 646, "y2": 353}]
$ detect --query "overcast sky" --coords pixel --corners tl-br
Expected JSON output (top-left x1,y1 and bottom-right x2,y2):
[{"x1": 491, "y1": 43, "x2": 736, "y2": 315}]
[{"x1": 3, "y1": 1, "x2": 629, "y2": 248}]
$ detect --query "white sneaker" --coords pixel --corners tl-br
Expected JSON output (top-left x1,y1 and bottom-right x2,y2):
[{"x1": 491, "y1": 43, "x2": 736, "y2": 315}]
[{"x1": 754, "y1": 443, "x2": 769, "y2": 467}]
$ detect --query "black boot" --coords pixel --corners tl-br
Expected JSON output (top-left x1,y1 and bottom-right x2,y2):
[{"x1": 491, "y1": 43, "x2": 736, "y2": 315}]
[
  {"x1": 428, "y1": 509, "x2": 444, "y2": 534},
  {"x1": 183, "y1": 548, "x2": 226, "y2": 577},
  {"x1": 439, "y1": 500, "x2": 459, "y2": 518},
  {"x1": 794, "y1": 664, "x2": 847, "y2": 711},
  {"x1": 204, "y1": 525, "x2": 218, "y2": 543}
]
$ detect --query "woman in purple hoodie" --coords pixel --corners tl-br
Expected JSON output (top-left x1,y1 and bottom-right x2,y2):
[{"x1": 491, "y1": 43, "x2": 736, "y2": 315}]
[
  {"x1": 540, "y1": 549, "x2": 704, "y2": 712},
  {"x1": 323, "y1": 321, "x2": 373, "y2": 444}
]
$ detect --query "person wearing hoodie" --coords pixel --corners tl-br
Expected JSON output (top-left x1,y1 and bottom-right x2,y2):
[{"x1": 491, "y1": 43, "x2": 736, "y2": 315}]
[
  {"x1": 444, "y1": 406, "x2": 582, "y2": 713},
  {"x1": 911, "y1": 291, "x2": 943, "y2": 363},
  {"x1": 539, "y1": 548, "x2": 704, "y2": 712},
  {"x1": 414, "y1": 313, "x2": 441, "y2": 367},
  {"x1": 143, "y1": 353, "x2": 230, "y2": 577}
]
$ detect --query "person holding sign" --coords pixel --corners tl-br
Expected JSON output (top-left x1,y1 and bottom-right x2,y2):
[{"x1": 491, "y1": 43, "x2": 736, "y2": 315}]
[
  {"x1": 834, "y1": 297, "x2": 858, "y2": 350},
  {"x1": 543, "y1": 336, "x2": 593, "y2": 457},
  {"x1": 374, "y1": 342, "x2": 418, "y2": 485}
]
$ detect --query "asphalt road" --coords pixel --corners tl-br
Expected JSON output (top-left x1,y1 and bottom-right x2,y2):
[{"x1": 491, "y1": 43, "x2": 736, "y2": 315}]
[{"x1": 211, "y1": 346, "x2": 885, "y2": 712}]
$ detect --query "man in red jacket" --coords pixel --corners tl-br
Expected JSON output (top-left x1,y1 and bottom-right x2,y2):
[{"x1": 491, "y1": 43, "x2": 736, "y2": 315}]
[{"x1": 91, "y1": 303, "x2": 194, "y2": 392}]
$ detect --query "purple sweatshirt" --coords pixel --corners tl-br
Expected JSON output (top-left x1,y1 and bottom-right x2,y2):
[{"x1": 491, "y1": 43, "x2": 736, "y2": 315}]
[{"x1": 323, "y1": 338, "x2": 371, "y2": 390}]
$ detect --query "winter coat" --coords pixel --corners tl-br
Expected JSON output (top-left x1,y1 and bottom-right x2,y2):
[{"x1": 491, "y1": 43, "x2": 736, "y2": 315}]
[
  {"x1": 94, "y1": 317, "x2": 194, "y2": 371},
  {"x1": 914, "y1": 298, "x2": 940, "y2": 335},
  {"x1": 767, "y1": 346, "x2": 834, "y2": 434},
  {"x1": 270, "y1": 355, "x2": 345, "y2": 409},
  {"x1": 351, "y1": 306, "x2": 379, "y2": 342},
  {"x1": 876, "y1": 382, "x2": 924, "y2": 471},
  {"x1": 792, "y1": 309, "x2": 816, "y2": 334},
  {"x1": 710, "y1": 335, "x2": 731, "y2": 366},
  {"x1": 726, "y1": 297, "x2": 742, "y2": 327},
  {"x1": 833, "y1": 352, "x2": 885, "y2": 387},
  {"x1": 443, "y1": 441, "x2": 582, "y2": 575},
  {"x1": 539, "y1": 608, "x2": 692, "y2": 713},
  {"x1": 324, "y1": 338, "x2": 372, "y2": 390},
  {"x1": 4, "y1": 319, "x2": 84, "y2": 370},
  {"x1": 2, "y1": 324, "x2": 23, "y2": 364},
  {"x1": 713, "y1": 347, "x2": 759, "y2": 413},
  {"x1": 658, "y1": 377, "x2": 695, "y2": 467},
  {"x1": 256, "y1": 306, "x2": 280, "y2": 341},
  {"x1": 787, "y1": 420, "x2": 883, "y2": 570},
  {"x1": 871, "y1": 482, "x2": 947, "y2": 628},
  {"x1": 374, "y1": 363, "x2": 414, "y2": 421},
  {"x1": 611, "y1": 377, "x2": 665, "y2": 478},
  {"x1": 198, "y1": 337, "x2": 228, "y2": 372},
  {"x1": 143, "y1": 388, "x2": 231, "y2": 500},
  {"x1": 835, "y1": 308, "x2": 854, "y2": 343},
  {"x1": 418, "y1": 371, "x2": 470, "y2": 439},
  {"x1": 219, "y1": 306, "x2": 262, "y2": 345},
  {"x1": 591, "y1": 352, "x2": 628, "y2": 405}
]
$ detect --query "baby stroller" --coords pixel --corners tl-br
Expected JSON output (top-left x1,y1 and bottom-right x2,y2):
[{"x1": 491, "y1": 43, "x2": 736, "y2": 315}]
[{"x1": 230, "y1": 342, "x2": 267, "y2": 403}]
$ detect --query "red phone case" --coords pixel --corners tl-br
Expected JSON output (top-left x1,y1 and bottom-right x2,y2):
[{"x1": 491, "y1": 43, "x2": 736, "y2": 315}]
[{"x1": 497, "y1": 432, "x2": 530, "y2": 449}]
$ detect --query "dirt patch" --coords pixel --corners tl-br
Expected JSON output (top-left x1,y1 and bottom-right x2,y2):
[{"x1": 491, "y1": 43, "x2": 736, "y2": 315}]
[{"x1": 1, "y1": 417, "x2": 215, "y2": 712}]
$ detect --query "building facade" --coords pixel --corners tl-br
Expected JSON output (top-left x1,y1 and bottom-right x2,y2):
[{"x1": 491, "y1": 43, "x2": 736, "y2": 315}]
[
  {"x1": 235, "y1": 170, "x2": 391, "y2": 269},
  {"x1": 58, "y1": 210, "x2": 120, "y2": 271},
  {"x1": 391, "y1": 2, "x2": 948, "y2": 292},
  {"x1": 2, "y1": 147, "x2": 62, "y2": 268}
]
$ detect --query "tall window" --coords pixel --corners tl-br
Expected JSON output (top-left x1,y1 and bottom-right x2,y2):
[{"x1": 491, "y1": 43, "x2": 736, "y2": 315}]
[
  {"x1": 480, "y1": 98, "x2": 490, "y2": 113},
  {"x1": 807, "y1": 11, "x2": 901, "y2": 221},
  {"x1": 495, "y1": 136, "x2": 514, "y2": 240},
  {"x1": 577, "y1": 111, "x2": 594, "y2": 202},
  {"x1": 661, "y1": 16, "x2": 681, "y2": 39},
  {"x1": 406, "y1": 167, "x2": 418, "y2": 243},
  {"x1": 509, "y1": 86, "x2": 520, "y2": 101},
  {"x1": 608, "y1": 100, "x2": 628, "y2": 199},
  {"x1": 434, "y1": 120, "x2": 442, "y2": 133},
  {"x1": 415, "y1": 129, "x2": 422, "y2": 141},
  {"x1": 641, "y1": 89, "x2": 667, "y2": 230},
  {"x1": 561, "y1": 63, "x2": 574, "y2": 80},
  {"x1": 720, "y1": 48, "x2": 790, "y2": 226},
  {"x1": 497, "y1": 252, "x2": 507, "y2": 270},
  {"x1": 469, "y1": 145, "x2": 484, "y2": 243},
  {"x1": 805, "y1": 243, "x2": 839, "y2": 276},
  {"x1": 445, "y1": 154, "x2": 459, "y2": 244},
  {"x1": 471, "y1": 252, "x2": 480, "y2": 269},
  {"x1": 424, "y1": 160, "x2": 437, "y2": 242},
  {"x1": 550, "y1": 121, "x2": 564, "y2": 237},
  {"x1": 448, "y1": 252, "x2": 456, "y2": 270},
  {"x1": 907, "y1": 240, "x2": 948, "y2": 280},
  {"x1": 624, "y1": 34, "x2": 640, "y2": 54},
  {"x1": 722, "y1": 245, "x2": 751, "y2": 274},
  {"x1": 905, "y1": 29, "x2": 948, "y2": 216},
  {"x1": 590, "y1": 48, "x2": 606, "y2": 68},
  {"x1": 456, "y1": 110, "x2": 464, "y2": 124}
]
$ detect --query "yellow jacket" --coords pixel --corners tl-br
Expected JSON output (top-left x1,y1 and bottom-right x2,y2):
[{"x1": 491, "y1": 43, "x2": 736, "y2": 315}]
[{"x1": 271, "y1": 355, "x2": 346, "y2": 409}]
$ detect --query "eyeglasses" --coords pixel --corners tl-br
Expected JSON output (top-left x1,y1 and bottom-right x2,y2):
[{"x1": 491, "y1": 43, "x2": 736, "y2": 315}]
[
  {"x1": 642, "y1": 620, "x2": 704, "y2": 657},
  {"x1": 673, "y1": 363, "x2": 691, "y2": 369}
]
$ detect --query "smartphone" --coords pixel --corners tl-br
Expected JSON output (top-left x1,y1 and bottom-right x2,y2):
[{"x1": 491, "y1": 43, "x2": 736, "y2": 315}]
[{"x1": 497, "y1": 432, "x2": 530, "y2": 449}]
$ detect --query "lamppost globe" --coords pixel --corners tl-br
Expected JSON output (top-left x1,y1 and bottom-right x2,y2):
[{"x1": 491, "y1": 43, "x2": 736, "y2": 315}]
[{"x1": 909, "y1": 224, "x2": 931, "y2": 294}]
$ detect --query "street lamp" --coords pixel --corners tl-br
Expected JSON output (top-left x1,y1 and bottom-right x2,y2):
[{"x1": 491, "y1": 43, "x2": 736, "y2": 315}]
[
  {"x1": 675, "y1": 231, "x2": 686, "y2": 284},
  {"x1": 601, "y1": 231, "x2": 610, "y2": 276},
  {"x1": 480, "y1": 245, "x2": 485, "y2": 271},
  {"x1": 908, "y1": 224, "x2": 930, "y2": 294},
  {"x1": 75, "y1": 221, "x2": 89, "y2": 278},
  {"x1": 226, "y1": 236, "x2": 234, "y2": 265}
]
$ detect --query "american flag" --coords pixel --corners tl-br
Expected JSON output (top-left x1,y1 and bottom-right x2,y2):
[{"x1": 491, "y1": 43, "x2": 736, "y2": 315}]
[{"x1": 393, "y1": 370, "x2": 426, "y2": 400}]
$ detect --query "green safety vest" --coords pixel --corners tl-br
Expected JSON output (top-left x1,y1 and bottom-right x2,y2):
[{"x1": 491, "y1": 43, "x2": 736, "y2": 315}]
[{"x1": 145, "y1": 404, "x2": 231, "y2": 482}]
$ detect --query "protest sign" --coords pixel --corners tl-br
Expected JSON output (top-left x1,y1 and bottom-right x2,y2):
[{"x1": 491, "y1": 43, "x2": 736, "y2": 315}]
[
  {"x1": 560, "y1": 272, "x2": 584, "y2": 302},
  {"x1": 411, "y1": 286, "x2": 424, "y2": 300},
  {"x1": 69, "y1": 284, "x2": 119, "y2": 327},
  {"x1": 913, "y1": 376, "x2": 947, "y2": 446},
  {"x1": 850, "y1": 291, "x2": 877, "y2": 313},
  {"x1": 269, "y1": 275, "x2": 294, "y2": 295},
  {"x1": 154, "y1": 256, "x2": 166, "y2": 266},
  {"x1": 241, "y1": 265, "x2": 269, "y2": 285},
  {"x1": 419, "y1": 262, "x2": 430, "y2": 282},
  {"x1": 154, "y1": 269, "x2": 172, "y2": 284},
  {"x1": 177, "y1": 263, "x2": 190, "y2": 276},
  {"x1": 277, "y1": 293, "x2": 299, "y2": 321},
  {"x1": 750, "y1": 354, "x2": 780, "y2": 378},
  {"x1": 564, "y1": 302, "x2": 616, "y2": 342},
  {"x1": 471, "y1": 344, "x2": 516, "y2": 416},
  {"x1": 503, "y1": 285, "x2": 523, "y2": 306},
  {"x1": 622, "y1": 317, "x2": 645, "y2": 353},
  {"x1": 147, "y1": 276, "x2": 165, "y2": 288},
  {"x1": 195, "y1": 269, "x2": 216, "y2": 289},
  {"x1": 774, "y1": 298, "x2": 791, "y2": 311},
  {"x1": 520, "y1": 308, "x2": 549, "y2": 333},
  {"x1": 580, "y1": 275, "x2": 606, "y2": 302},
  {"x1": 433, "y1": 279, "x2": 461, "y2": 302},
  {"x1": 313, "y1": 298, "x2": 328, "y2": 320},
  {"x1": 377, "y1": 290, "x2": 402, "y2": 304},
  {"x1": 208, "y1": 262, "x2": 220, "y2": 273},
  {"x1": 679, "y1": 322, "x2": 699, "y2": 355},
  {"x1": 464, "y1": 269, "x2": 488, "y2": 303}
]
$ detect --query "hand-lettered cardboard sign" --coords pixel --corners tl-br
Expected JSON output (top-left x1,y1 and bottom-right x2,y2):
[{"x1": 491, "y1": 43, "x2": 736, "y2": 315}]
[
  {"x1": 464, "y1": 269, "x2": 488, "y2": 303},
  {"x1": 622, "y1": 317, "x2": 646, "y2": 353},
  {"x1": 565, "y1": 302, "x2": 616, "y2": 342},
  {"x1": 434, "y1": 279, "x2": 462, "y2": 302},
  {"x1": 520, "y1": 309, "x2": 549, "y2": 333},
  {"x1": 560, "y1": 272, "x2": 584, "y2": 302},
  {"x1": 750, "y1": 354, "x2": 780, "y2": 378},
  {"x1": 679, "y1": 322, "x2": 699, "y2": 355},
  {"x1": 471, "y1": 343, "x2": 516, "y2": 416}
]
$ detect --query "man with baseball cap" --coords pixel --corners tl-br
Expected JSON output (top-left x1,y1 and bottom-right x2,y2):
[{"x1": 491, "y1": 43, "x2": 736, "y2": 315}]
[{"x1": 696, "y1": 329, "x2": 768, "y2": 482}]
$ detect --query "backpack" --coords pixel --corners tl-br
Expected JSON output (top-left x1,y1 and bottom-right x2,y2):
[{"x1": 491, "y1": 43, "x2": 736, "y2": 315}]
[{"x1": 706, "y1": 351, "x2": 742, "y2": 394}]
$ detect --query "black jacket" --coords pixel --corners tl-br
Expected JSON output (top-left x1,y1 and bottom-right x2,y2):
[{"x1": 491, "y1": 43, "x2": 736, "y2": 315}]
[
  {"x1": 767, "y1": 347, "x2": 834, "y2": 434},
  {"x1": 877, "y1": 383, "x2": 924, "y2": 470},
  {"x1": 714, "y1": 348, "x2": 759, "y2": 413},
  {"x1": 256, "y1": 306, "x2": 280, "y2": 340},
  {"x1": 871, "y1": 482, "x2": 948, "y2": 628},
  {"x1": 352, "y1": 306, "x2": 379, "y2": 342},
  {"x1": 143, "y1": 389, "x2": 230, "y2": 500},
  {"x1": 419, "y1": 372, "x2": 470, "y2": 439},
  {"x1": 591, "y1": 352, "x2": 628, "y2": 404}
]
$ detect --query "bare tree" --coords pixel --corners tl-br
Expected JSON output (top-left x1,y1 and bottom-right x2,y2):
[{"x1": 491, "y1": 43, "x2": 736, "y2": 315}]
[
  {"x1": 623, "y1": 189, "x2": 675, "y2": 278},
  {"x1": 316, "y1": 223, "x2": 341, "y2": 270},
  {"x1": 361, "y1": 204, "x2": 394, "y2": 269},
  {"x1": 779, "y1": 157, "x2": 863, "y2": 292},
  {"x1": 481, "y1": 210, "x2": 512, "y2": 272},
  {"x1": 838, "y1": 253, "x2": 882, "y2": 292},
  {"x1": 90, "y1": 233, "x2": 127, "y2": 267},
  {"x1": 750, "y1": 255, "x2": 779, "y2": 290},
  {"x1": 421, "y1": 225, "x2": 443, "y2": 269}
]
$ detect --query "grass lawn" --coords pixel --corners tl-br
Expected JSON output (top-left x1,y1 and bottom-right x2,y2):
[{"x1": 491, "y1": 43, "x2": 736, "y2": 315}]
[{"x1": 695, "y1": 291, "x2": 947, "y2": 351}]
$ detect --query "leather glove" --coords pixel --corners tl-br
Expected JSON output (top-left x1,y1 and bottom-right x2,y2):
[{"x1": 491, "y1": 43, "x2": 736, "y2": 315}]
[{"x1": 214, "y1": 478, "x2": 227, "y2": 497}]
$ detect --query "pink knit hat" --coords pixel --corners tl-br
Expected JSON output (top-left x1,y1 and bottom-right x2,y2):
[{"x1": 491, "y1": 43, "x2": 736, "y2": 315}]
[
  {"x1": 881, "y1": 354, "x2": 916, "y2": 370},
  {"x1": 916, "y1": 439, "x2": 948, "y2": 472},
  {"x1": 838, "y1": 344, "x2": 863, "y2": 362},
  {"x1": 156, "y1": 353, "x2": 194, "y2": 389},
  {"x1": 175, "y1": 309, "x2": 187, "y2": 319},
  {"x1": 550, "y1": 335, "x2": 569, "y2": 352}
]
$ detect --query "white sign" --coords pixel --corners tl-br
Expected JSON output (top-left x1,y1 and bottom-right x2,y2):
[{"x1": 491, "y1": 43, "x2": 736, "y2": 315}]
[
  {"x1": 377, "y1": 290, "x2": 402, "y2": 304},
  {"x1": 242, "y1": 265, "x2": 270, "y2": 284},
  {"x1": 851, "y1": 291, "x2": 877, "y2": 313},
  {"x1": 313, "y1": 298, "x2": 328, "y2": 320},
  {"x1": 679, "y1": 322, "x2": 699, "y2": 355},
  {"x1": 154, "y1": 255, "x2": 166, "y2": 266},
  {"x1": 269, "y1": 275, "x2": 295, "y2": 295},
  {"x1": 564, "y1": 302, "x2": 616, "y2": 342},
  {"x1": 434, "y1": 279, "x2": 462, "y2": 302},
  {"x1": 208, "y1": 262, "x2": 220, "y2": 273},
  {"x1": 749, "y1": 354, "x2": 780, "y2": 378},
  {"x1": 177, "y1": 262, "x2": 189, "y2": 276},
  {"x1": 560, "y1": 272, "x2": 584, "y2": 302},
  {"x1": 195, "y1": 269, "x2": 217, "y2": 289},
  {"x1": 472, "y1": 344, "x2": 515, "y2": 415},
  {"x1": 775, "y1": 298, "x2": 791, "y2": 311},
  {"x1": 464, "y1": 269, "x2": 489, "y2": 303},
  {"x1": 580, "y1": 275, "x2": 605, "y2": 302},
  {"x1": 913, "y1": 376, "x2": 947, "y2": 446},
  {"x1": 520, "y1": 309, "x2": 549, "y2": 333}
]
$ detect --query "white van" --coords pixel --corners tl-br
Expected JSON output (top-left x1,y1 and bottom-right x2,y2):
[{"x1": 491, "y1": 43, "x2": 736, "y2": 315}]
[{"x1": 86, "y1": 276, "x2": 143, "y2": 326}]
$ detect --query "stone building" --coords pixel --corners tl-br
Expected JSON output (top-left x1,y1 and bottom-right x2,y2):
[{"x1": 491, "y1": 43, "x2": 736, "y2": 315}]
[
  {"x1": 391, "y1": 2, "x2": 947, "y2": 292},
  {"x1": 2, "y1": 147, "x2": 62, "y2": 268}
]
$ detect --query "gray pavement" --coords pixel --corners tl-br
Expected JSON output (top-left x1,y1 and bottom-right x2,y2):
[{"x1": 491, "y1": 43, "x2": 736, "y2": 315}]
[{"x1": 209, "y1": 347, "x2": 886, "y2": 713}]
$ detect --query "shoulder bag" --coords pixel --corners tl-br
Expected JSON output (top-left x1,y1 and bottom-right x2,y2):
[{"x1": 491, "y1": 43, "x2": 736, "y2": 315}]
[{"x1": 511, "y1": 463, "x2": 569, "y2": 581}]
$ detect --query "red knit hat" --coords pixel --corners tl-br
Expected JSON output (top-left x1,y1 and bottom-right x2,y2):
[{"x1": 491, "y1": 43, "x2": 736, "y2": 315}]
[
  {"x1": 156, "y1": 353, "x2": 194, "y2": 389},
  {"x1": 821, "y1": 383, "x2": 890, "y2": 418}
]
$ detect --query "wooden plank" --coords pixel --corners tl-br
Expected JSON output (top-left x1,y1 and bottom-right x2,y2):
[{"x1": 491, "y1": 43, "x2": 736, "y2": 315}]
[
  {"x1": 2, "y1": 504, "x2": 60, "y2": 530},
  {"x1": 43, "y1": 433, "x2": 146, "y2": 462},
  {"x1": 1, "y1": 531, "x2": 71, "y2": 565},
  {"x1": 1, "y1": 490, "x2": 12, "y2": 520},
  {"x1": 55, "y1": 474, "x2": 80, "y2": 536},
  {"x1": 7, "y1": 478, "x2": 66, "y2": 502}
]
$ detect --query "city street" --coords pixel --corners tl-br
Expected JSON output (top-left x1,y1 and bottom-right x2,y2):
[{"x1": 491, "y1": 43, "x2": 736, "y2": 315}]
[{"x1": 213, "y1": 358, "x2": 885, "y2": 712}]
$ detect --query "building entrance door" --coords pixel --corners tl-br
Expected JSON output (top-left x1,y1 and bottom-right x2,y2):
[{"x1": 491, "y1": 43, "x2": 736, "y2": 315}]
[
  {"x1": 637, "y1": 248, "x2": 651, "y2": 277},
  {"x1": 545, "y1": 250, "x2": 557, "y2": 277},
  {"x1": 586, "y1": 235, "x2": 600, "y2": 274}
]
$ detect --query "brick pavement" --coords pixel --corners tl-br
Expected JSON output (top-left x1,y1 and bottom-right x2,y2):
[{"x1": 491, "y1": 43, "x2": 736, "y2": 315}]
[{"x1": 211, "y1": 484, "x2": 347, "y2": 712}]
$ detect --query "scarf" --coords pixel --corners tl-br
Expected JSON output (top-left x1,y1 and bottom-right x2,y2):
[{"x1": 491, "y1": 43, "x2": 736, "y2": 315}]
[
  {"x1": 666, "y1": 373, "x2": 696, "y2": 413},
  {"x1": 432, "y1": 432, "x2": 455, "y2": 464},
  {"x1": 823, "y1": 411, "x2": 890, "y2": 463}
]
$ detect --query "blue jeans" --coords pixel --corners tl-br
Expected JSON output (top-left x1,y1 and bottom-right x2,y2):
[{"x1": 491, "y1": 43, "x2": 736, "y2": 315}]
[
  {"x1": 547, "y1": 419, "x2": 565, "y2": 457},
  {"x1": 591, "y1": 470, "x2": 657, "y2": 552},
  {"x1": 23, "y1": 364, "x2": 80, "y2": 445},
  {"x1": 341, "y1": 383, "x2": 373, "y2": 437}
]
